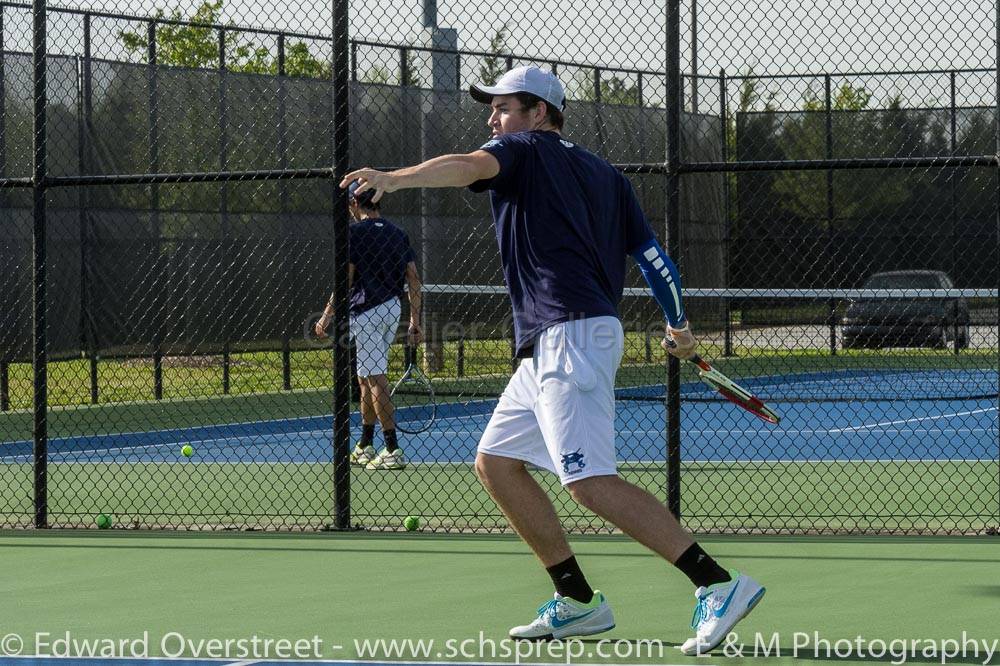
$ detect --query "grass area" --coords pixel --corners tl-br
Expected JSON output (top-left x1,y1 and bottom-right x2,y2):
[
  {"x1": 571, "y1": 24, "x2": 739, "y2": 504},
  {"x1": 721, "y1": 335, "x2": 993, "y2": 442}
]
[
  {"x1": 1, "y1": 338, "x2": 995, "y2": 442},
  {"x1": 1, "y1": 460, "x2": 995, "y2": 534},
  {"x1": 7, "y1": 333, "x2": 995, "y2": 411}
]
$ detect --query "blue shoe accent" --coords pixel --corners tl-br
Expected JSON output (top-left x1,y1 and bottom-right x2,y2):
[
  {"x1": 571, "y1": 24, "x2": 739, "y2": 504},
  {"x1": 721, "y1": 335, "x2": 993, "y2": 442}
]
[
  {"x1": 714, "y1": 580, "x2": 740, "y2": 618},
  {"x1": 746, "y1": 586, "x2": 766, "y2": 611},
  {"x1": 551, "y1": 609, "x2": 596, "y2": 628}
]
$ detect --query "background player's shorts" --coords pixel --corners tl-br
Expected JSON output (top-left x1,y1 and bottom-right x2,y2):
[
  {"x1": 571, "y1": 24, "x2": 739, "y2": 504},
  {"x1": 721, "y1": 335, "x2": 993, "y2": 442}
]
[
  {"x1": 350, "y1": 297, "x2": 400, "y2": 377},
  {"x1": 477, "y1": 316, "x2": 624, "y2": 485}
]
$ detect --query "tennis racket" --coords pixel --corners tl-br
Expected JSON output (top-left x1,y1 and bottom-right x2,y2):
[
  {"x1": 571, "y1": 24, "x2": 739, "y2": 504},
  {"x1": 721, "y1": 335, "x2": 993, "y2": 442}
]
[
  {"x1": 667, "y1": 341, "x2": 781, "y2": 424},
  {"x1": 389, "y1": 345, "x2": 437, "y2": 434}
]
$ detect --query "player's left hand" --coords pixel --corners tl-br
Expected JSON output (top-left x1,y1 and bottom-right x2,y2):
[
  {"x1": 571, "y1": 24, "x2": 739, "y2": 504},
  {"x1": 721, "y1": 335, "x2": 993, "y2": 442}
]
[{"x1": 340, "y1": 168, "x2": 397, "y2": 203}]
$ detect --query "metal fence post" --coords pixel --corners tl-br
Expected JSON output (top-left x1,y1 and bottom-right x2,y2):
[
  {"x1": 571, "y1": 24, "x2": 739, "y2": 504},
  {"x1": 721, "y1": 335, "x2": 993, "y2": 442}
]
[
  {"x1": 690, "y1": 0, "x2": 698, "y2": 114},
  {"x1": 148, "y1": 21, "x2": 163, "y2": 400},
  {"x1": 825, "y1": 73, "x2": 836, "y2": 355},
  {"x1": 350, "y1": 40, "x2": 357, "y2": 82},
  {"x1": 278, "y1": 33, "x2": 292, "y2": 390},
  {"x1": 995, "y1": 0, "x2": 1000, "y2": 528},
  {"x1": 950, "y1": 71, "x2": 960, "y2": 354},
  {"x1": 331, "y1": 0, "x2": 352, "y2": 530},
  {"x1": 32, "y1": 0, "x2": 49, "y2": 529},
  {"x1": 1, "y1": 10, "x2": 9, "y2": 414},
  {"x1": 81, "y1": 14, "x2": 98, "y2": 404},
  {"x1": 665, "y1": 0, "x2": 682, "y2": 520},
  {"x1": 219, "y1": 28, "x2": 231, "y2": 395},
  {"x1": 0, "y1": 359, "x2": 8, "y2": 412},
  {"x1": 720, "y1": 69, "x2": 733, "y2": 357},
  {"x1": 400, "y1": 46, "x2": 410, "y2": 87}
]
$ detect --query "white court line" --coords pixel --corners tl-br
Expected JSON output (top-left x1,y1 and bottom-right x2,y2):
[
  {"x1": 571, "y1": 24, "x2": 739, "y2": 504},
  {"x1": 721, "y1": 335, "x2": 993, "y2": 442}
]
[
  {"x1": 827, "y1": 407, "x2": 998, "y2": 433},
  {"x1": 3, "y1": 426, "x2": 994, "y2": 463}
]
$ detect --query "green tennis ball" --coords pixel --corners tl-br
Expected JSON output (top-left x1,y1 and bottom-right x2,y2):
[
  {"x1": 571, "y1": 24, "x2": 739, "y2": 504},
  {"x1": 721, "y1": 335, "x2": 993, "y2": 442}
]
[
  {"x1": 181, "y1": 444, "x2": 194, "y2": 458},
  {"x1": 96, "y1": 514, "x2": 112, "y2": 529},
  {"x1": 403, "y1": 516, "x2": 420, "y2": 531}
]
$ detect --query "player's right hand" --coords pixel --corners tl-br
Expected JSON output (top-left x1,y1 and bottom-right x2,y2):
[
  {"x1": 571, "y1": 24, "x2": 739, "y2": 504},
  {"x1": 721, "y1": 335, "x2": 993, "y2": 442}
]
[
  {"x1": 407, "y1": 322, "x2": 423, "y2": 346},
  {"x1": 314, "y1": 320, "x2": 328, "y2": 339},
  {"x1": 663, "y1": 322, "x2": 697, "y2": 360},
  {"x1": 339, "y1": 167, "x2": 397, "y2": 203}
]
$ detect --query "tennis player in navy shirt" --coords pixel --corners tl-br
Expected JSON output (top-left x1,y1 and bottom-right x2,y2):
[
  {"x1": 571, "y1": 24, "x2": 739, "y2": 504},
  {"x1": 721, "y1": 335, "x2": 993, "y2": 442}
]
[
  {"x1": 341, "y1": 65, "x2": 764, "y2": 654},
  {"x1": 316, "y1": 181, "x2": 423, "y2": 471}
]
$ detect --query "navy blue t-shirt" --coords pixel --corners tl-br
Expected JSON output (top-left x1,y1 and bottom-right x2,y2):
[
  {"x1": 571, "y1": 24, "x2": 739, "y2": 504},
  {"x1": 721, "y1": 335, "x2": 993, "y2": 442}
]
[
  {"x1": 469, "y1": 131, "x2": 655, "y2": 353},
  {"x1": 348, "y1": 217, "x2": 415, "y2": 315}
]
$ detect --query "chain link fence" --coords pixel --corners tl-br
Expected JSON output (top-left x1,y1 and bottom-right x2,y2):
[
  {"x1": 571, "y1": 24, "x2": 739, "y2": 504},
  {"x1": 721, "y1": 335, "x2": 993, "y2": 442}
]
[{"x1": 1, "y1": 0, "x2": 997, "y2": 533}]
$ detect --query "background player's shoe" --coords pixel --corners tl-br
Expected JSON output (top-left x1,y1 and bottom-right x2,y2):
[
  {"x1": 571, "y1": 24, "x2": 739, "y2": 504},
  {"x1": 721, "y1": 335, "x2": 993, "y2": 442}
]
[
  {"x1": 350, "y1": 444, "x2": 376, "y2": 467},
  {"x1": 366, "y1": 448, "x2": 407, "y2": 470},
  {"x1": 680, "y1": 572, "x2": 765, "y2": 655},
  {"x1": 509, "y1": 591, "x2": 615, "y2": 640}
]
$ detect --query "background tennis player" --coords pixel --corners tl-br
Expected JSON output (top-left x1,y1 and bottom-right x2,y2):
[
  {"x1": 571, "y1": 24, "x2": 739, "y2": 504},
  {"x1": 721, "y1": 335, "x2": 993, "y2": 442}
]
[
  {"x1": 339, "y1": 65, "x2": 765, "y2": 654},
  {"x1": 316, "y1": 181, "x2": 423, "y2": 471}
]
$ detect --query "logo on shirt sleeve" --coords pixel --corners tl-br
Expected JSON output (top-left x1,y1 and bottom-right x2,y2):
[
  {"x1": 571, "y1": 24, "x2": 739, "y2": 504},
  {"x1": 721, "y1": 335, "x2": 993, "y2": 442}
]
[
  {"x1": 480, "y1": 139, "x2": 501, "y2": 149},
  {"x1": 559, "y1": 139, "x2": 575, "y2": 148}
]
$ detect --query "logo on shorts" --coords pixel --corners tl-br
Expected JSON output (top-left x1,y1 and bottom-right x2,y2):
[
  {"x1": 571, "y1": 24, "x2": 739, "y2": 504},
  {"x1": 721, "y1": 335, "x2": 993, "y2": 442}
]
[{"x1": 561, "y1": 449, "x2": 587, "y2": 474}]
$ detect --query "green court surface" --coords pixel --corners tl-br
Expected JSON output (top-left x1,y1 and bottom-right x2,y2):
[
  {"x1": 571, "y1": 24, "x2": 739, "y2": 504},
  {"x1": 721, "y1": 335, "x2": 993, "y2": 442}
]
[
  {"x1": 2, "y1": 531, "x2": 999, "y2": 664},
  {"x1": 1, "y1": 462, "x2": 996, "y2": 533}
]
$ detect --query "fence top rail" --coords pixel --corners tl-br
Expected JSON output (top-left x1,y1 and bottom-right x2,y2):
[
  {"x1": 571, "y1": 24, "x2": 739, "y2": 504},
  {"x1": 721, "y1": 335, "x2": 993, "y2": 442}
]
[{"x1": 423, "y1": 284, "x2": 1000, "y2": 299}]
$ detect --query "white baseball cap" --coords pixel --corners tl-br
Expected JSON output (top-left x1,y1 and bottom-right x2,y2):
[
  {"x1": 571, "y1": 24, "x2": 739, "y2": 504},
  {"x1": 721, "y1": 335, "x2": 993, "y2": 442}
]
[{"x1": 470, "y1": 65, "x2": 566, "y2": 110}]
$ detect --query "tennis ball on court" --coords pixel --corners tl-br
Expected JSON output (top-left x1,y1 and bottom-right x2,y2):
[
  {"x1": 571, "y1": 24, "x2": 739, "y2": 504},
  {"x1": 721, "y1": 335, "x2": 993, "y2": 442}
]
[
  {"x1": 181, "y1": 444, "x2": 194, "y2": 458},
  {"x1": 403, "y1": 516, "x2": 420, "y2": 531},
  {"x1": 96, "y1": 514, "x2": 112, "y2": 529}
]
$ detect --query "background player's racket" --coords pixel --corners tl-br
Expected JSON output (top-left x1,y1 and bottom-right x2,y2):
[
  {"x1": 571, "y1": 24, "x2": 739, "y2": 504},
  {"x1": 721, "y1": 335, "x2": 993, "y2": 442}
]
[
  {"x1": 389, "y1": 345, "x2": 437, "y2": 434},
  {"x1": 667, "y1": 340, "x2": 781, "y2": 424}
]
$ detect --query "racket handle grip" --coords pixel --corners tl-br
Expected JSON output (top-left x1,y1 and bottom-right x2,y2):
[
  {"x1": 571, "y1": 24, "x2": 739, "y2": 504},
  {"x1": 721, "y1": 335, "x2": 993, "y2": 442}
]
[
  {"x1": 404, "y1": 344, "x2": 417, "y2": 368},
  {"x1": 662, "y1": 337, "x2": 702, "y2": 365}
]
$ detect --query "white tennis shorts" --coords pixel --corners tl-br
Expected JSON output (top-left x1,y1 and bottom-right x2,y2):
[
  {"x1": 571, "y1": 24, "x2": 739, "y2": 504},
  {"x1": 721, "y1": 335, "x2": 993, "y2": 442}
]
[
  {"x1": 478, "y1": 316, "x2": 624, "y2": 485},
  {"x1": 351, "y1": 297, "x2": 400, "y2": 377}
]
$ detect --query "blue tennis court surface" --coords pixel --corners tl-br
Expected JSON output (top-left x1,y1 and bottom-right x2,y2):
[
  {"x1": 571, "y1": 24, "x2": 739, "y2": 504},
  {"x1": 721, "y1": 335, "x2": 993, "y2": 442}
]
[{"x1": 2, "y1": 371, "x2": 997, "y2": 464}]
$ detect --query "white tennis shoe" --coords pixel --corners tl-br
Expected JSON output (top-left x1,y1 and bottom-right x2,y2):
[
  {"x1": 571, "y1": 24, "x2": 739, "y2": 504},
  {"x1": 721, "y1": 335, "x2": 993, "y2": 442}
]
[
  {"x1": 350, "y1": 444, "x2": 376, "y2": 467},
  {"x1": 509, "y1": 591, "x2": 615, "y2": 640},
  {"x1": 680, "y1": 572, "x2": 766, "y2": 655},
  {"x1": 365, "y1": 448, "x2": 407, "y2": 470}
]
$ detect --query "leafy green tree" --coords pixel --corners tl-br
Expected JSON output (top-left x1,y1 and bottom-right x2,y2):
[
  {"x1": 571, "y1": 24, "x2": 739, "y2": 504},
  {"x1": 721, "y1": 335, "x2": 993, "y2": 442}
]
[
  {"x1": 479, "y1": 24, "x2": 509, "y2": 86},
  {"x1": 572, "y1": 69, "x2": 640, "y2": 106},
  {"x1": 119, "y1": 0, "x2": 328, "y2": 77}
]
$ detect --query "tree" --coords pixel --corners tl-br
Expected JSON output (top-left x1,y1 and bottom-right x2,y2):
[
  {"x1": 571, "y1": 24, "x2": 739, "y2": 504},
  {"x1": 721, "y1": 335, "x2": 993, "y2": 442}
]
[
  {"x1": 119, "y1": 0, "x2": 328, "y2": 77},
  {"x1": 572, "y1": 69, "x2": 640, "y2": 106},
  {"x1": 479, "y1": 24, "x2": 509, "y2": 86}
]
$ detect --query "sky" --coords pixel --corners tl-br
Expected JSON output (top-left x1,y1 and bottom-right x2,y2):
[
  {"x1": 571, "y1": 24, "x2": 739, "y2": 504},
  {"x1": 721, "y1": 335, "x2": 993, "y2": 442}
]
[{"x1": 3, "y1": 0, "x2": 998, "y2": 108}]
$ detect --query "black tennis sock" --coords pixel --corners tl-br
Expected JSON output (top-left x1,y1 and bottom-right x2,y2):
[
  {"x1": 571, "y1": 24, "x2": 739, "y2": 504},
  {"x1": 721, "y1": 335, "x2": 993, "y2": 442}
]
[
  {"x1": 360, "y1": 424, "x2": 375, "y2": 447},
  {"x1": 674, "y1": 543, "x2": 732, "y2": 588},
  {"x1": 546, "y1": 556, "x2": 594, "y2": 604},
  {"x1": 384, "y1": 429, "x2": 398, "y2": 453}
]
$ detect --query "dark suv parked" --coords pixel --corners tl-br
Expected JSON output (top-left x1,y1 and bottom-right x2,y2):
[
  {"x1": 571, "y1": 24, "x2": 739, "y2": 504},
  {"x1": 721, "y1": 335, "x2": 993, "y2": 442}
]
[{"x1": 842, "y1": 270, "x2": 969, "y2": 349}]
